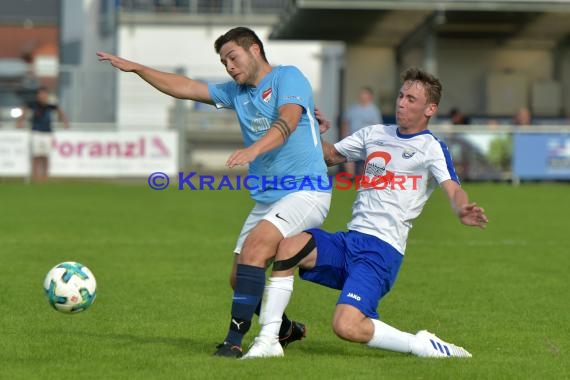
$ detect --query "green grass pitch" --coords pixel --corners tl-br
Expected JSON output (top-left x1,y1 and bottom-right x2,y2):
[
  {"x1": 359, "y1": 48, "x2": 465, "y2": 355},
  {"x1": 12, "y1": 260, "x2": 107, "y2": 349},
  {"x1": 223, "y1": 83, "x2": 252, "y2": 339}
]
[{"x1": 0, "y1": 180, "x2": 568, "y2": 379}]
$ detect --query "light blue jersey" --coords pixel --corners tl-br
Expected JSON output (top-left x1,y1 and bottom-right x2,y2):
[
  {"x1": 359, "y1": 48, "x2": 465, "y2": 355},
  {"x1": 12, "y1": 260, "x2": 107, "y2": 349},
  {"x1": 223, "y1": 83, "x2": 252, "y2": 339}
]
[{"x1": 208, "y1": 65, "x2": 330, "y2": 203}]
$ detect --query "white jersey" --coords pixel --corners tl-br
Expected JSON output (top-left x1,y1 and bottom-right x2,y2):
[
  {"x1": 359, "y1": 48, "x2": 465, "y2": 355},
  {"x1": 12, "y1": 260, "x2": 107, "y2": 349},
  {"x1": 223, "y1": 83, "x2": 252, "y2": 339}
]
[{"x1": 334, "y1": 124, "x2": 459, "y2": 255}]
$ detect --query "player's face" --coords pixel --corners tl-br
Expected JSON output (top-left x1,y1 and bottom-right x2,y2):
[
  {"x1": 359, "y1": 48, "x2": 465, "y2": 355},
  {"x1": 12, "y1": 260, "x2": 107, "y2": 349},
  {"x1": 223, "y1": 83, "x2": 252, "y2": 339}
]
[
  {"x1": 219, "y1": 41, "x2": 260, "y2": 86},
  {"x1": 395, "y1": 80, "x2": 437, "y2": 132}
]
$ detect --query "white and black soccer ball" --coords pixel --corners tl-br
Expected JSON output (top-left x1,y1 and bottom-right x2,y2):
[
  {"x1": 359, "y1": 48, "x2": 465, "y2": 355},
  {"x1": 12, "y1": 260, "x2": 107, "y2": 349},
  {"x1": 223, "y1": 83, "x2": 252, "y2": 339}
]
[{"x1": 43, "y1": 262, "x2": 97, "y2": 313}]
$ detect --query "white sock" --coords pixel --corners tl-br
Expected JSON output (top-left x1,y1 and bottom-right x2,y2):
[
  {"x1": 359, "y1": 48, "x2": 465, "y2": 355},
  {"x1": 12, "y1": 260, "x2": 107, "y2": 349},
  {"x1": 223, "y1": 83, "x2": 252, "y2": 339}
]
[
  {"x1": 258, "y1": 276, "x2": 294, "y2": 339},
  {"x1": 367, "y1": 319, "x2": 415, "y2": 354}
]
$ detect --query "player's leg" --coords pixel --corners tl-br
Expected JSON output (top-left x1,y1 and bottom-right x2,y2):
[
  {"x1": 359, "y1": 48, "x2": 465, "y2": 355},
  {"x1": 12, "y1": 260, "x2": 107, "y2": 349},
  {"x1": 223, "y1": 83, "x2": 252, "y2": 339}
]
[
  {"x1": 220, "y1": 216, "x2": 302, "y2": 357},
  {"x1": 242, "y1": 232, "x2": 316, "y2": 359},
  {"x1": 259, "y1": 233, "x2": 317, "y2": 336},
  {"x1": 223, "y1": 220, "x2": 282, "y2": 348},
  {"x1": 334, "y1": 233, "x2": 471, "y2": 358},
  {"x1": 215, "y1": 203, "x2": 274, "y2": 358},
  {"x1": 333, "y1": 303, "x2": 416, "y2": 353},
  {"x1": 243, "y1": 228, "x2": 345, "y2": 359},
  {"x1": 259, "y1": 192, "x2": 330, "y2": 348},
  {"x1": 216, "y1": 192, "x2": 330, "y2": 358},
  {"x1": 330, "y1": 234, "x2": 416, "y2": 353}
]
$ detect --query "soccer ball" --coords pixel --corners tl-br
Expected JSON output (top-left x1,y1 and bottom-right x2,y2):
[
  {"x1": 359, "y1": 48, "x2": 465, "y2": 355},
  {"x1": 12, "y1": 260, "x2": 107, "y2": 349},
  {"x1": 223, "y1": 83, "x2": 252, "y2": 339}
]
[{"x1": 43, "y1": 262, "x2": 97, "y2": 313}]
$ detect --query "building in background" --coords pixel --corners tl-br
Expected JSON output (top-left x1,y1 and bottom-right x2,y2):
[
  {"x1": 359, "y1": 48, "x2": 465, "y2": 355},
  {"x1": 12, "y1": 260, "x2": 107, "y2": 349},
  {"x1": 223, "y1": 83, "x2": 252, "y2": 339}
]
[
  {"x1": 0, "y1": 0, "x2": 59, "y2": 125},
  {"x1": 269, "y1": 0, "x2": 570, "y2": 125}
]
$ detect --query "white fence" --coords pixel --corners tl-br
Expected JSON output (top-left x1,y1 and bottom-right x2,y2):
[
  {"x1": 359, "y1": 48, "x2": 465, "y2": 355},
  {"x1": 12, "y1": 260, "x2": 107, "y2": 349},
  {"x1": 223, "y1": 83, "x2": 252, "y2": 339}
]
[{"x1": 0, "y1": 130, "x2": 178, "y2": 178}]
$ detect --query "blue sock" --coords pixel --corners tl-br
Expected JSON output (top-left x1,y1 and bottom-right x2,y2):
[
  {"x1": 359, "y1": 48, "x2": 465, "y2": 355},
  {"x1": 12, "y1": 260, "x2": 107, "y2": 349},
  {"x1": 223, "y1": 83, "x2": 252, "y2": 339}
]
[{"x1": 225, "y1": 264, "x2": 265, "y2": 346}]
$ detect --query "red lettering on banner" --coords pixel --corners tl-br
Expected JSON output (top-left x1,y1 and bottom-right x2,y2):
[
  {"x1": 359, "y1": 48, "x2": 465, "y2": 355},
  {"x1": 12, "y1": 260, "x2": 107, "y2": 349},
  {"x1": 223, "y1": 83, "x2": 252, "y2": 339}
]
[
  {"x1": 53, "y1": 137, "x2": 155, "y2": 158},
  {"x1": 151, "y1": 137, "x2": 169, "y2": 156}
]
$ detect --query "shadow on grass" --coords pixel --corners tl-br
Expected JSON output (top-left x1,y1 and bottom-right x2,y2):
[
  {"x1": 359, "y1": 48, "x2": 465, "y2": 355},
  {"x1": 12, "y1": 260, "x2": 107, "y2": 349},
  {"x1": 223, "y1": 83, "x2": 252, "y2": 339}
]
[{"x1": 293, "y1": 339, "x2": 399, "y2": 359}]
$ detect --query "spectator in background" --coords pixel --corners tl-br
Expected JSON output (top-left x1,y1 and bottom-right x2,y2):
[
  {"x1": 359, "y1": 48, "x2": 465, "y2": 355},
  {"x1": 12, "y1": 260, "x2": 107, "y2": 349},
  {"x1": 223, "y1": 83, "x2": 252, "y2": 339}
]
[
  {"x1": 513, "y1": 107, "x2": 532, "y2": 126},
  {"x1": 341, "y1": 86, "x2": 382, "y2": 177},
  {"x1": 17, "y1": 87, "x2": 69, "y2": 182},
  {"x1": 449, "y1": 107, "x2": 470, "y2": 125}
]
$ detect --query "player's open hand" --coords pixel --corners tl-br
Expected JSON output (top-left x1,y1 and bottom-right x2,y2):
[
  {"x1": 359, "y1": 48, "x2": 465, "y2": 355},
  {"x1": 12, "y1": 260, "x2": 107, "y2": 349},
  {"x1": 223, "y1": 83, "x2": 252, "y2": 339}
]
[
  {"x1": 458, "y1": 203, "x2": 488, "y2": 228},
  {"x1": 315, "y1": 106, "x2": 331, "y2": 134},
  {"x1": 226, "y1": 147, "x2": 259, "y2": 168},
  {"x1": 96, "y1": 52, "x2": 140, "y2": 72}
]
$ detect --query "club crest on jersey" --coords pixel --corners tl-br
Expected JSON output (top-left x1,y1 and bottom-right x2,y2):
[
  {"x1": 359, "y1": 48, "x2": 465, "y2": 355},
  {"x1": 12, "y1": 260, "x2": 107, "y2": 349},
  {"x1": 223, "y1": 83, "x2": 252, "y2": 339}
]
[
  {"x1": 402, "y1": 149, "x2": 416, "y2": 159},
  {"x1": 262, "y1": 87, "x2": 272, "y2": 103}
]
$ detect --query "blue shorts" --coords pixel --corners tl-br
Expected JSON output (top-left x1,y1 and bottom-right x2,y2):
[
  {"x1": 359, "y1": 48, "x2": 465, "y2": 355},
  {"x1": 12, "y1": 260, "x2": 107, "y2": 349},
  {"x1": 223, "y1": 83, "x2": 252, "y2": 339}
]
[{"x1": 299, "y1": 229, "x2": 403, "y2": 319}]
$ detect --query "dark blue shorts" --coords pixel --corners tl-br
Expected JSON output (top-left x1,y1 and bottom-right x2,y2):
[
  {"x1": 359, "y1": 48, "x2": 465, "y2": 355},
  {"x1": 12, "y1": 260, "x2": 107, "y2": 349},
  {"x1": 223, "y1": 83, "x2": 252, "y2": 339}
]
[{"x1": 299, "y1": 229, "x2": 403, "y2": 319}]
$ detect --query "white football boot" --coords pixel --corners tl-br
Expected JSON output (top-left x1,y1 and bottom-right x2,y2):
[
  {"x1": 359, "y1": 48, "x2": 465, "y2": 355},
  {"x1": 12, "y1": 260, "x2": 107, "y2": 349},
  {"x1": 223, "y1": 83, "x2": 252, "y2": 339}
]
[
  {"x1": 241, "y1": 336, "x2": 284, "y2": 359},
  {"x1": 413, "y1": 330, "x2": 472, "y2": 358}
]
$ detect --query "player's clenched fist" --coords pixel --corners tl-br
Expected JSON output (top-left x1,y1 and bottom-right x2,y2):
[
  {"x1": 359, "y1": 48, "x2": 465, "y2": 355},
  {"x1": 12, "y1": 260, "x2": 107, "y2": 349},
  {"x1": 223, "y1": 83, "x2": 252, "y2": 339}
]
[{"x1": 96, "y1": 52, "x2": 140, "y2": 72}]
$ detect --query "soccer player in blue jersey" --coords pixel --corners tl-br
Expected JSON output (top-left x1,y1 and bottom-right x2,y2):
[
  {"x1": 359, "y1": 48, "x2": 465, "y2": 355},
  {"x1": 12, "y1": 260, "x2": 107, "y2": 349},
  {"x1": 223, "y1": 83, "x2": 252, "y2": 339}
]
[
  {"x1": 244, "y1": 68, "x2": 489, "y2": 359},
  {"x1": 97, "y1": 27, "x2": 331, "y2": 358}
]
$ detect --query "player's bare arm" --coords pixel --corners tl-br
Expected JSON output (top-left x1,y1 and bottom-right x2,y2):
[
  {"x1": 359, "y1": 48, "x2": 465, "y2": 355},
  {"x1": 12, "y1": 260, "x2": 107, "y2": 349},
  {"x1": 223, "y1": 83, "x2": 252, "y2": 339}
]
[
  {"x1": 226, "y1": 103, "x2": 302, "y2": 168},
  {"x1": 322, "y1": 141, "x2": 347, "y2": 167},
  {"x1": 96, "y1": 51, "x2": 212, "y2": 103},
  {"x1": 441, "y1": 180, "x2": 488, "y2": 228}
]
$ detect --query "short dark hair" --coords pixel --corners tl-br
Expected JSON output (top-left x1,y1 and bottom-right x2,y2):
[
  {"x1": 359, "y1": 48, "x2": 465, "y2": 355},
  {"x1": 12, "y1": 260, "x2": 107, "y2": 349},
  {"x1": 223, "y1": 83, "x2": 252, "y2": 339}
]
[
  {"x1": 401, "y1": 68, "x2": 442, "y2": 105},
  {"x1": 214, "y1": 27, "x2": 267, "y2": 63}
]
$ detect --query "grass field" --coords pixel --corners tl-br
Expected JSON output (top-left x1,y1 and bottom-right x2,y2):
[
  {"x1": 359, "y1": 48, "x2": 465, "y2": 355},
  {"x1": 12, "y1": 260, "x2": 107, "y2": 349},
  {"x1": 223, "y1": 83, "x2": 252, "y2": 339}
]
[{"x1": 0, "y1": 180, "x2": 568, "y2": 379}]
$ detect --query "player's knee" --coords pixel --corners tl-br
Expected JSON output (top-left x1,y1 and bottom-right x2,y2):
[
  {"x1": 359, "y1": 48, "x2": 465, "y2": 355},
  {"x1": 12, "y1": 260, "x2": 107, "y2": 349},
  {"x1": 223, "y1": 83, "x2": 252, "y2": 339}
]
[
  {"x1": 331, "y1": 319, "x2": 359, "y2": 342},
  {"x1": 241, "y1": 233, "x2": 280, "y2": 264}
]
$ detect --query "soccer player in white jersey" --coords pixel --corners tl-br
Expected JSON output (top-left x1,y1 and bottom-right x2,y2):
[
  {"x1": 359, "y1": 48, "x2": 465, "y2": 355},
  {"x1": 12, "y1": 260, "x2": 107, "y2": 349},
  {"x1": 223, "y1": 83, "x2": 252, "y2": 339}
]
[
  {"x1": 97, "y1": 27, "x2": 332, "y2": 358},
  {"x1": 243, "y1": 68, "x2": 489, "y2": 359}
]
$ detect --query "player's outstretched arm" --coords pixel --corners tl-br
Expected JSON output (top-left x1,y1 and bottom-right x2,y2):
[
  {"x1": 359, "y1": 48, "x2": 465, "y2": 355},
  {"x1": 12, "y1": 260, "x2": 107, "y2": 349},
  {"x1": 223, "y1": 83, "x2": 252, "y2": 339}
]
[
  {"x1": 442, "y1": 180, "x2": 488, "y2": 228},
  {"x1": 96, "y1": 51, "x2": 212, "y2": 103}
]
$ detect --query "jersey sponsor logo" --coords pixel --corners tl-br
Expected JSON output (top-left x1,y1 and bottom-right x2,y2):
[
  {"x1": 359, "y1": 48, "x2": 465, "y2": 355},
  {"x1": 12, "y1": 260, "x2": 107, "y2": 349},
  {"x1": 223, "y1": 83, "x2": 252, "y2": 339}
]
[
  {"x1": 262, "y1": 87, "x2": 272, "y2": 103},
  {"x1": 363, "y1": 151, "x2": 395, "y2": 187},
  {"x1": 251, "y1": 117, "x2": 271, "y2": 133},
  {"x1": 402, "y1": 149, "x2": 416, "y2": 159},
  {"x1": 347, "y1": 292, "x2": 361, "y2": 301}
]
